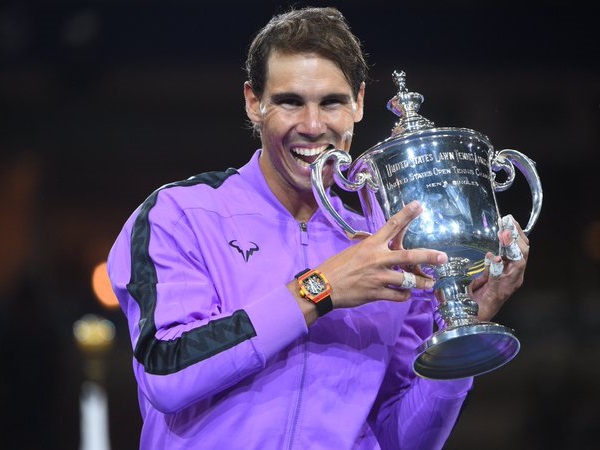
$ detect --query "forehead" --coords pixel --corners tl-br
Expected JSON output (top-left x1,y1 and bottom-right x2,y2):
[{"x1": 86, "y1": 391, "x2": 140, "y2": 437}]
[{"x1": 264, "y1": 51, "x2": 353, "y2": 96}]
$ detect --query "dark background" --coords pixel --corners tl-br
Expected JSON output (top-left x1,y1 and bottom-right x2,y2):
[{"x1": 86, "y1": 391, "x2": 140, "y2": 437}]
[{"x1": 1, "y1": 1, "x2": 598, "y2": 449}]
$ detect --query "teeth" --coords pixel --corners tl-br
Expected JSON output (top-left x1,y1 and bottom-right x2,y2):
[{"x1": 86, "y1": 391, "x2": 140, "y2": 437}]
[{"x1": 291, "y1": 145, "x2": 330, "y2": 156}]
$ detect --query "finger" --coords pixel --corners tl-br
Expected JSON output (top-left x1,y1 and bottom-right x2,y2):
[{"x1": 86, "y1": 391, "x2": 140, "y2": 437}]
[
  {"x1": 375, "y1": 200, "x2": 422, "y2": 245},
  {"x1": 396, "y1": 263, "x2": 429, "y2": 277},
  {"x1": 499, "y1": 215, "x2": 529, "y2": 247},
  {"x1": 386, "y1": 247, "x2": 448, "y2": 267},
  {"x1": 378, "y1": 286, "x2": 414, "y2": 303},
  {"x1": 485, "y1": 253, "x2": 504, "y2": 277},
  {"x1": 499, "y1": 215, "x2": 528, "y2": 261},
  {"x1": 400, "y1": 271, "x2": 416, "y2": 289},
  {"x1": 470, "y1": 271, "x2": 487, "y2": 291},
  {"x1": 504, "y1": 239, "x2": 524, "y2": 261},
  {"x1": 512, "y1": 221, "x2": 530, "y2": 256},
  {"x1": 499, "y1": 234, "x2": 529, "y2": 263},
  {"x1": 387, "y1": 269, "x2": 435, "y2": 291},
  {"x1": 500, "y1": 215, "x2": 519, "y2": 242}
]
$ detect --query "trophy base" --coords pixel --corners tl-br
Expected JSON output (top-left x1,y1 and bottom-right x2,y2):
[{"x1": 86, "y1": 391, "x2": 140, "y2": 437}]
[{"x1": 413, "y1": 322, "x2": 520, "y2": 380}]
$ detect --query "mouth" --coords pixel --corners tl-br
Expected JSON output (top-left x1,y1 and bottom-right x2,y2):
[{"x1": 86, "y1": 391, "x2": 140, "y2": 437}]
[{"x1": 291, "y1": 144, "x2": 334, "y2": 168}]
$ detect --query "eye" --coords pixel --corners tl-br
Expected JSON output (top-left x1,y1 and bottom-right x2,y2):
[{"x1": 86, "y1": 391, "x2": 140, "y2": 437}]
[
  {"x1": 280, "y1": 98, "x2": 303, "y2": 108},
  {"x1": 271, "y1": 94, "x2": 303, "y2": 109},
  {"x1": 322, "y1": 99, "x2": 341, "y2": 107},
  {"x1": 321, "y1": 95, "x2": 351, "y2": 110}
]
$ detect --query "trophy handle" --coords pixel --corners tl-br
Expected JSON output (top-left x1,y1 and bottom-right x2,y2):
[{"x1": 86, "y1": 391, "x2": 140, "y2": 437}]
[
  {"x1": 311, "y1": 149, "x2": 372, "y2": 239},
  {"x1": 492, "y1": 149, "x2": 543, "y2": 235}
]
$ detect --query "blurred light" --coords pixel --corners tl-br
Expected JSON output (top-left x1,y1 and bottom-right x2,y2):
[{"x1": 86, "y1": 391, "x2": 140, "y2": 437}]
[
  {"x1": 583, "y1": 220, "x2": 600, "y2": 262},
  {"x1": 73, "y1": 314, "x2": 115, "y2": 353},
  {"x1": 91, "y1": 261, "x2": 119, "y2": 309}
]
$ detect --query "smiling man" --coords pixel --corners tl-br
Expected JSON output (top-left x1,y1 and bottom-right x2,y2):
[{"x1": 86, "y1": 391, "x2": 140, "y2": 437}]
[
  {"x1": 245, "y1": 51, "x2": 363, "y2": 223},
  {"x1": 107, "y1": 6, "x2": 530, "y2": 450}
]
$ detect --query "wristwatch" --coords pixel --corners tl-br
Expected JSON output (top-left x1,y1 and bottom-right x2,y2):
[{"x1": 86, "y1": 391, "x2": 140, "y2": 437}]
[{"x1": 295, "y1": 269, "x2": 333, "y2": 317}]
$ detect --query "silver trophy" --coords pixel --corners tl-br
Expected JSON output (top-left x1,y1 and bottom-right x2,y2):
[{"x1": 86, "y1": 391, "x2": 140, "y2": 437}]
[{"x1": 312, "y1": 70, "x2": 543, "y2": 380}]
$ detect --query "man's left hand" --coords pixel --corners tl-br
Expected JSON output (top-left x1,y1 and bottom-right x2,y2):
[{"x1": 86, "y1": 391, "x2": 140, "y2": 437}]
[{"x1": 469, "y1": 215, "x2": 530, "y2": 321}]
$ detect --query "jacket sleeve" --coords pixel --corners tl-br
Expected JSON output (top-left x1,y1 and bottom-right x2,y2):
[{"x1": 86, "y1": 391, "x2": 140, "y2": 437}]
[
  {"x1": 107, "y1": 193, "x2": 308, "y2": 414},
  {"x1": 369, "y1": 292, "x2": 473, "y2": 450}
]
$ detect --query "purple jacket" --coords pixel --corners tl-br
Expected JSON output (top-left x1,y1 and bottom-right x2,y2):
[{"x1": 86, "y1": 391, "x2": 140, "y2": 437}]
[{"x1": 107, "y1": 150, "x2": 472, "y2": 450}]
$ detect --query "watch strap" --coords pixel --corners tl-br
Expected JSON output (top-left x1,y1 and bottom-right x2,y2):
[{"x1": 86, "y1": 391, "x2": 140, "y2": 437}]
[{"x1": 312, "y1": 293, "x2": 333, "y2": 317}]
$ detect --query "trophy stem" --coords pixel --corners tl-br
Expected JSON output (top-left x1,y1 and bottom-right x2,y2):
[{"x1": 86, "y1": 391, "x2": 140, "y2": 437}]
[
  {"x1": 432, "y1": 258, "x2": 479, "y2": 329},
  {"x1": 413, "y1": 257, "x2": 521, "y2": 380}
]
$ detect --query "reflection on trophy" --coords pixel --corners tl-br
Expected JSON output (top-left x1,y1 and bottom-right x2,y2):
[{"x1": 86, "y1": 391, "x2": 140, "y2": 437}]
[{"x1": 312, "y1": 70, "x2": 543, "y2": 380}]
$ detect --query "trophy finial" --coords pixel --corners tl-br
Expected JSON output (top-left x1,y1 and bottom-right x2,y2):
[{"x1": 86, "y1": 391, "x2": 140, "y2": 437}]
[
  {"x1": 392, "y1": 70, "x2": 407, "y2": 92},
  {"x1": 387, "y1": 69, "x2": 434, "y2": 136}
]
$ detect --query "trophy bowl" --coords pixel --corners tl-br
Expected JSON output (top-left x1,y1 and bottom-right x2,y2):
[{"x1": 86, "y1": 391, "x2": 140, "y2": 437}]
[{"x1": 312, "y1": 70, "x2": 543, "y2": 380}]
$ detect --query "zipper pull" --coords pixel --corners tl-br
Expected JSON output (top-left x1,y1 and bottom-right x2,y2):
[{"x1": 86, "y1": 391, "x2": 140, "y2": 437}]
[{"x1": 299, "y1": 222, "x2": 308, "y2": 246}]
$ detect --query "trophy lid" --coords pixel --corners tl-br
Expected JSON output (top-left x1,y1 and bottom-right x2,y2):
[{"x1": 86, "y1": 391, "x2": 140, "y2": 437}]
[{"x1": 387, "y1": 70, "x2": 435, "y2": 136}]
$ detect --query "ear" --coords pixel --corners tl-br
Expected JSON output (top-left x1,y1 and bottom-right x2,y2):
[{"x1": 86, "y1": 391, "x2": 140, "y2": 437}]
[
  {"x1": 244, "y1": 81, "x2": 262, "y2": 125},
  {"x1": 354, "y1": 82, "x2": 366, "y2": 123}
]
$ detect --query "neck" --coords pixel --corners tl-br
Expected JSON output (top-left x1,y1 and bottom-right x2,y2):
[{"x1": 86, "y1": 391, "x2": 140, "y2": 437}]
[
  {"x1": 276, "y1": 185, "x2": 318, "y2": 222},
  {"x1": 258, "y1": 150, "x2": 318, "y2": 222}
]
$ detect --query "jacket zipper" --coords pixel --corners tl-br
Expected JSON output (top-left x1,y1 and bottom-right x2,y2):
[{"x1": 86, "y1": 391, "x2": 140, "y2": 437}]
[
  {"x1": 287, "y1": 221, "x2": 310, "y2": 449},
  {"x1": 299, "y1": 221, "x2": 308, "y2": 245}
]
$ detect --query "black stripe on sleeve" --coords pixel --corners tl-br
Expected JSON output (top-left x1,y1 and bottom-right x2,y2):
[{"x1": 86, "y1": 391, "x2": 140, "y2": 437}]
[{"x1": 126, "y1": 168, "x2": 257, "y2": 375}]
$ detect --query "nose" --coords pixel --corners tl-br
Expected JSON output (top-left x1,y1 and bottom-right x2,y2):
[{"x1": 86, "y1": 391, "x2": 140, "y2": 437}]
[{"x1": 297, "y1": 104, "x2": 326, "y2": 136}]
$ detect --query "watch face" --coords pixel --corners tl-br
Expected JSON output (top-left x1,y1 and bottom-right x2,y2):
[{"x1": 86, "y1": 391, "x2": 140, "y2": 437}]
[{"x1": 304, "y1": 273, "x2": 327, "y2": 295}]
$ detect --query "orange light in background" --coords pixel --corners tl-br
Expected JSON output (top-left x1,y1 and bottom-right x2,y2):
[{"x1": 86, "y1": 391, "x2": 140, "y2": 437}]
[
  {"x1": 583, "y1": 220, "x2": 600, "y2": 262},
  {"x1": 92, "y1": 261, "x2": 119, "y2": 309}
]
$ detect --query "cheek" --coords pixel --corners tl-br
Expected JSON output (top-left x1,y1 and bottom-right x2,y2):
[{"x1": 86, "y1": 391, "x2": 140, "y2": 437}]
[
  {"x1": 329, "y1": 111, "x2": 357, "y2": 140},
  {"x1": 260, "y1": 109, "x2": 295, "y2": 133},
  {"x1": 330, "y1": 109, "x2": 359, "y2": 130}
]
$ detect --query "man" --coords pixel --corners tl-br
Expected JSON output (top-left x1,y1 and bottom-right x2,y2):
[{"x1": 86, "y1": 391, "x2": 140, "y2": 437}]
[{"x1": 107, "y1": 6, "x2": 529, "y2": 449}]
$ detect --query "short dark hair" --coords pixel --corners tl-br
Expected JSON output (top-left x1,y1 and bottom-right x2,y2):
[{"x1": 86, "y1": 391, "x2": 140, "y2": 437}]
[{"x1": 245, "y1": 6, "x2": 369, "y2": 100}]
